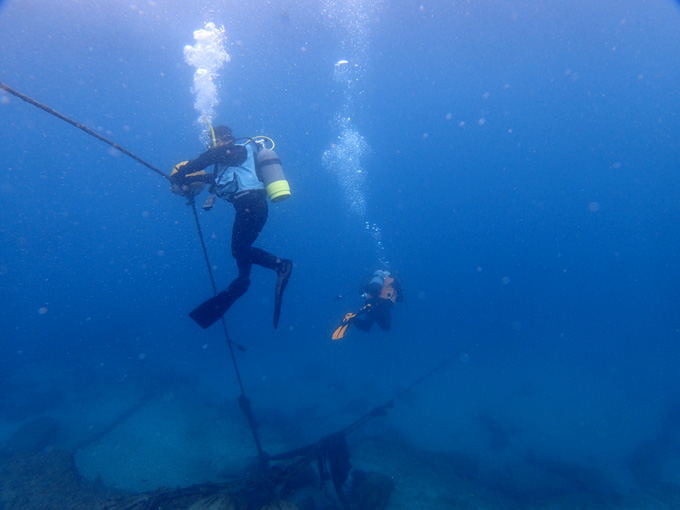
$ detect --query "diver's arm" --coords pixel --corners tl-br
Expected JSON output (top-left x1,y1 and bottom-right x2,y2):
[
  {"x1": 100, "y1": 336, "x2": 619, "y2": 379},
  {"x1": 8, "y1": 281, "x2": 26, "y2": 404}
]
[{"x1": 179, "y1": 145, "x2": 247, "y2": 176}]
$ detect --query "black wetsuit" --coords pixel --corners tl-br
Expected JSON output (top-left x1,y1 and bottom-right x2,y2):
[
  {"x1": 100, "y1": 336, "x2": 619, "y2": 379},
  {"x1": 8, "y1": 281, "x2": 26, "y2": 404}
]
[
  {"x1": 353, "y1": 298, "x2": 394, "y2": 332},
  {"x1": 230, "y1": 189, "x2": 279, "y2": 278},
  {"x1": 352, "y1": 278, "x2": 402, "y2": 332},
  {"x1": 180, "y1": 144, "x2": 281, "y2": 304}
]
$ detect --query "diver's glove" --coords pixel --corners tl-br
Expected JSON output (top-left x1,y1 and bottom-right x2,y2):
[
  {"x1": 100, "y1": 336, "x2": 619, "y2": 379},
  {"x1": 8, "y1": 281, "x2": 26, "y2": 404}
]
[
  {"x1": 170, "y1": 161, "x2": 189, "y2": 192},
  {"x1": 170, "y1": 161, "x2": 207, "y2": 198}
]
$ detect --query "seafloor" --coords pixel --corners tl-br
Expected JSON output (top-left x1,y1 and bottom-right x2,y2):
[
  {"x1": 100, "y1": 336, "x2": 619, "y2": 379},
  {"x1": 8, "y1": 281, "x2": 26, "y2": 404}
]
[{"x1": 2, "y1": 379, "x2": 680, "y2": 510}]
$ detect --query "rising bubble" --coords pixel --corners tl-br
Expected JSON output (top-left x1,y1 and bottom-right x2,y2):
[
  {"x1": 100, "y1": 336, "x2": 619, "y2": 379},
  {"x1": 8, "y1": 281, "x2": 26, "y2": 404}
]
[{"x1": 184, "y1": 22, "x2": 230, "y2": 137}]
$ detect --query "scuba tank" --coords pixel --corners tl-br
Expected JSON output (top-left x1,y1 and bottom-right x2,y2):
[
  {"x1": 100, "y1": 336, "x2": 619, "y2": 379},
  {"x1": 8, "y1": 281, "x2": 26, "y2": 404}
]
[
  {"x1": 369, "y1": 270, "x2": 388, "y2": 289},
  {"x1": 256, "y1": 147, "x2": 291, "y2": 202},
  {"x1": 363, "y1": 270, "x2": 388, "y2": 299}
]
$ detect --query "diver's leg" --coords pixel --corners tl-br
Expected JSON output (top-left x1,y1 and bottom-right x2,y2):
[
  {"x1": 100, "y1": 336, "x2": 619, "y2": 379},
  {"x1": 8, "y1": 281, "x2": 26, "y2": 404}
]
[
  {"x1": 233, "y1": 191, "x2": 281, "y2": 273},
  {"x1": 232, "y1": 192, "x2": 268, "y2": 277},
  {"x1": 352, "y1": 312, "x2": 374, "y2": 332},
  {"x1": 374, "y1": 300, "x2": 393, "y2": 331}
]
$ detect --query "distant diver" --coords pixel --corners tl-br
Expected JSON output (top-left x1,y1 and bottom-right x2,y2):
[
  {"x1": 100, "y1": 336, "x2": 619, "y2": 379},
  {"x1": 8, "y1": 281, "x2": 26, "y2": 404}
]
[
  {"x1": 170, "y1": 125, "x2": 293, "y2": 329},
  {"x1": 332, "y1": 269, "x2": 402, "y2": 340}
]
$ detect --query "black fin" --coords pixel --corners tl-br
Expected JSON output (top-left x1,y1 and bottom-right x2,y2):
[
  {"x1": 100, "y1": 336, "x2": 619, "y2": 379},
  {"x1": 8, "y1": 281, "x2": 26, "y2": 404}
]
[
  {"x1": 189, "y1": 277, "x2": 250, "y2": 329},
  {"x1": 273, "y1": 260, "x2": 293, "y2": 329}
]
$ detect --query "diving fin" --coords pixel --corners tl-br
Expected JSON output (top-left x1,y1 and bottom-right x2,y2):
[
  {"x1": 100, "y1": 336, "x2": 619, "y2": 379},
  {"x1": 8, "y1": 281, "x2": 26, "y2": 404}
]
[
  {"x1": 332, "y1": 312, "x2": 357, "y2": 340},
  {"x1": 273, "y1": 259, "x2": 293, "y2": 329},
  {"x1": 189, "y1": 277, "x2": 250, "y2": 329},
  {"x1": 332, "y1": 323, "x2": 350, "y2": 341}
]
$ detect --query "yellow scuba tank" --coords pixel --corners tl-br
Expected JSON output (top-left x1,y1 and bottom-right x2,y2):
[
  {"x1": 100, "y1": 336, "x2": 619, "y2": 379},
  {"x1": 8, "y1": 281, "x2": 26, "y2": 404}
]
[{"x1": 256, "y1": 148, "x2": 291, "y2": 202}]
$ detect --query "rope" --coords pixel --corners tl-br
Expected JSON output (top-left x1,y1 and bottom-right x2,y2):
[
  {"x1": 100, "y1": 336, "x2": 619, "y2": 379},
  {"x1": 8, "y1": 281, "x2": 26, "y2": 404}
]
[
  {"x1": 0, "y1": 81, "x2": 169, "y2": 180},
  {"x1": 188, "y1": 200, "x2": 264, "y2": 459}
]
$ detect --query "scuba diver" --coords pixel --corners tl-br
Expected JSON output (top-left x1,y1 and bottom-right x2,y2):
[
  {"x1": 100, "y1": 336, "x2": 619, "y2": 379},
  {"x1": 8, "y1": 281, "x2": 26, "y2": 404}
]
[
  {"x1": 169, "y1": 125, "x2": 293, "y2": 329},
  {"x1": 332, "y1": 269, "x2": 403, "y2": 340}
]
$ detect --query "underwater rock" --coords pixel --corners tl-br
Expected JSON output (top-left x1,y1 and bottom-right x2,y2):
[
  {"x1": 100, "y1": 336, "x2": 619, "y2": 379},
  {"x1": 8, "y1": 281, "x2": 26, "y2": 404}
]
[
  {"x1": 349, "y1": 469, "x2": 394, "y2": 510},
  {"x1": 0, "y1": 449, "x2": 106, "y2": 510},
  {"x1": 188, "y1": 494, "x2": 238, "y2": 510}
]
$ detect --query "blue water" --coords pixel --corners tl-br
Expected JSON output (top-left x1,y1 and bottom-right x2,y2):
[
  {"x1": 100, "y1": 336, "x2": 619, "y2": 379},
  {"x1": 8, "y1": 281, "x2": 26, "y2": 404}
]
[{"x1": 1, "y1": 0, "x2": 680, "y2": 505}]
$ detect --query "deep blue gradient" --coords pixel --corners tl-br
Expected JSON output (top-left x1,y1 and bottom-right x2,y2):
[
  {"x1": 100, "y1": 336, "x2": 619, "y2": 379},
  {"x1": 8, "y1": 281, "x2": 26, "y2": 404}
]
[{"x1": 1, "y1": 0, "x2": 680, "y2": 502}]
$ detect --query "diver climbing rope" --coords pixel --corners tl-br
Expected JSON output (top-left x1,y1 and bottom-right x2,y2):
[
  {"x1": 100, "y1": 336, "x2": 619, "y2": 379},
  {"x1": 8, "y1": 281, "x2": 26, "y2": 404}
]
[{"x1": 0, "y1": 81, "x2": 265, "y2": 461}]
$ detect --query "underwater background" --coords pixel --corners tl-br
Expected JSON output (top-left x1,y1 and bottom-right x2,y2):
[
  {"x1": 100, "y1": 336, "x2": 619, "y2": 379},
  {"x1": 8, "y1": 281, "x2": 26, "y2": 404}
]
[{"x1": 1, "y1": 0, "x2": 680, "y2": 507}]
